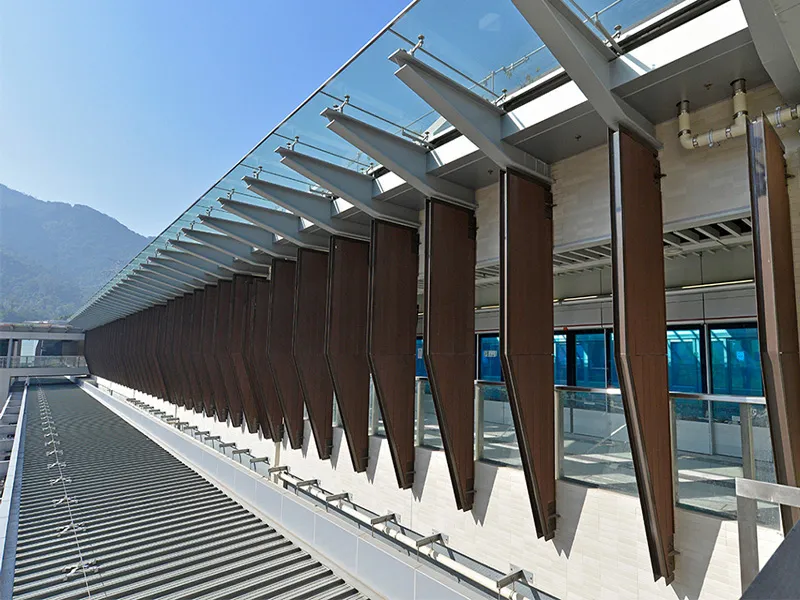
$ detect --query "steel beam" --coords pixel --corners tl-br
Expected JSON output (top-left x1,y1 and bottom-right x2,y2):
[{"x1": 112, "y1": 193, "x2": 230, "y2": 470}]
[
  {"x1": 127, "y1": 273, "x2": 185, "y2": 297},
  {"x1": 322, "y1": 108, "x2": 475, "y2": 208},
  {"x1": 157, "y1": 248, "x2": 235, "y2": 278},
  {"x1": 741, "y1": 0, "x2": 800, "y2": 103},
  {"x1": 133, "y1": 269, "x2": 194, "y2": 294},
  {"x1": 181, "y1": 228, "x2": 271, "y2": 266},
  {"x1": 278, "y1": 147, "x2": 419, "y2": 227},
  {"x1": 511, "y1": 0, "x2": 659, "y2": 148},
  {"x1": 170, "y1": 240, "x2": 251, "y2": 272},
  {"x1": 147, "y1": 256, "x2": 218, "y2": 283},
  {"x1": 141, "y1": 263, "x2": 207, "y2": 288},
  {"x1": 391, "y1": 50, "x2": 550, "y2": 183},
  {"x1": 244, "y1": 176, "x2": 370, "y2": 240},
  {"x1": 219, "y1": 198, "x2": 329, "y2": 251},
  {"x1": 198, "y1": 214, "x2": 297, "y2": 259}
]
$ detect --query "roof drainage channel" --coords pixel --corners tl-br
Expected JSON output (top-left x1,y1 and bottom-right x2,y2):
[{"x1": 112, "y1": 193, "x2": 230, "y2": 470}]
[{"x1": 12, "y1": 380, "x2": 367, "y2": 600}]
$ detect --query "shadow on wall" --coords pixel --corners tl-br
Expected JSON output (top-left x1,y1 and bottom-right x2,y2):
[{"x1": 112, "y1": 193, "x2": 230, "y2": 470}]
[
  {"x1": 471, "y1": 461, "x2": 499, "y2": 526},
  {"x1": 412, "y1": 448, "x2": 432, "y2": 502},
  {"x1": 552, "y1": 482, "x2": 589, "y2": 559},
  {"x1": 366, "y1": 435, "x2": 384, "y2": 485},
  {"x1": 671, "y1": 510, "x2": 723, "y2": 600}
]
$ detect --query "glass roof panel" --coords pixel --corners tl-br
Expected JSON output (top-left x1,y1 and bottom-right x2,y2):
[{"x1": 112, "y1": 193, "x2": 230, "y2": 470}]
[
  {"x1": 320, "y1": 32, "x2": 445, "y2": 138},
  {"x1": 568, "y1": 0, "x2": 692, "y2": 41},
  {"x1": 391, "y1": 0, "x2": 559, "y2": 100},
  {"x1": 74, "y1": 0, "x2": 702, "y2": 321}
]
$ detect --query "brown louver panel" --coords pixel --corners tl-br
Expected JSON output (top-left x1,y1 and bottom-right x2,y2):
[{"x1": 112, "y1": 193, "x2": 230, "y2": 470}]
[
  {"x1": 158, "y1": 300, "x2": 179, "y2": 405},
  {"x1": 268, "y1": 259, "x2": 305, "y2": 449},
  {"x1": 251, "y1": 278, "x2": 283, "y2": 441},
  {"x1": 202, "y1": 285, "x2": 229, "y2": 422},
  {"x1": 150, "y1": 305, "x2": 171, "y2": 402},
  {"x1": 215, "y1": 280, "x2": 244, "y2": 427},
  {"x1": 168, "y1": 298, "x2": 188, "y2": 407},
  {"x1": 423, "y1": 199, "x2": 476, "y2": 511},
  {"x1": 500, "y1": 169, "x2": 557, "y2": 540},
  {"x1": 325, "y1": 236, "x2": 371, "y2": 473},
  {"x1": 610, "y1": 127, "x2": 674, "y2": 583},
  {"x1": 368, "y1": 219, "x2": 418, "y2": 490},
  {"x1": 230, "y1": 275, "x2": 262, "y2": 433},
  {"x1": 179, "y1": 293, "x2": 204, "y2": 413},
  {"x1": 190, "y1": 291, "x2": 216, "y2": 417},
  {"x1": 747, "y1": 114, "x2": 800, "y2": 533},
  {"x1": 293, "y1": 249, "x2": 335, "y2": 460}
]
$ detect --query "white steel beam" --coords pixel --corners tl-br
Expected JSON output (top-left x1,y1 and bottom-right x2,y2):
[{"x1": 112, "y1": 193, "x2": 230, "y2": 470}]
[
  {"x1": 219, "y1": 198, "x2": 328, "y2": 251},
  {"x1": 141, "y1": 263, "x2": 207, "y2": 288},
  {"x1": 390, "y1": 49, "x2": 551, "y2": 183},
  {"x1": 132, "y1": 269, "x2": 193, "y2": 294},
  {"x1": 157, "y1": 249, "x2": 235, "y2": 278},
  {"x1": 740, "y1": 0, "x2": 800, "y2": 103},
  {"x1": 277, "y1": 147, "x2": 419, "y2": 226},
  {"x1": 147, "y1": 256, "x2": 218, "y2": 283},
  {"x1": 180, "y1": 228, "x2": 271, "y2": 266},
  {"x1": 170, "y1": 240, "x2": 246, "y2": 271},
  {"x1": 511, "y1": 0, "x2": 659, "y2": 148},
  {"x1": 124, "y1": 274, "x2": 182, "y2": 299},
  {"x1": 322, "y1": 108, "x2": 475, "y2": 208},
  {"x1": 243, "y1": 176, "x2": 370, "y2": 240},
  {"x1": 198, "y1": 214, "x2": 297, "y2": 259}
]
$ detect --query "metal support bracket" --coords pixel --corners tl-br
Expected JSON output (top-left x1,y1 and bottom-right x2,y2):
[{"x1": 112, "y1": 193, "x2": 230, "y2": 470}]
[
  {"x1": 244, "y1": 176, "x2": 371, "y2": 240},
  {"x1": 277, "y1": 147, "x2": 420, "y2": 227},
  {"x1": 511, "y1": 0, "x2": 659, "y2": 148},
  {"x1": 390, "y1": 49, "x2": 551, "y2": 183},
  {"x1": 322, "y1": 108, "x2": 475, "y2": 208}
]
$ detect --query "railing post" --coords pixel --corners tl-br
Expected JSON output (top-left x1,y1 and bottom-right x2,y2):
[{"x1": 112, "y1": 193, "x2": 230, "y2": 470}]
[
  {"x1": 415, "y1": 378, "x2": 425, "y2": 447},
  {"x1": 670, "y1": 396, "x2": 679, "y2": 506},
  {"x1": 474, "y1": 382, "x2": 484, "y2": 461},
  {"x1": 368, "y1": 376, "x2": 379, "y2": 436},
  {"x1": 555, "y1": 389, "x2": 564, "y2": 478},
  {"x1": 736, "y1": 482, "x2": 761, "y2": 592},
  {"x1": 740, "y1": 403, "x2": 756, "y2": 480}
]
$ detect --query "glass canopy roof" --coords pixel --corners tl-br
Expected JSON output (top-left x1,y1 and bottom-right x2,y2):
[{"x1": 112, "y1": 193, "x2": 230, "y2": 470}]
[{"x1": 73, "y1": 0, "x2": 696, "y2": 319}]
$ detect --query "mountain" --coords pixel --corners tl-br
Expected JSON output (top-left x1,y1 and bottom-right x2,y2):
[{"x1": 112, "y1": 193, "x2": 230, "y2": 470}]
[{"x1": 0, "y1": 184, "x2": 152, "y2": 322}]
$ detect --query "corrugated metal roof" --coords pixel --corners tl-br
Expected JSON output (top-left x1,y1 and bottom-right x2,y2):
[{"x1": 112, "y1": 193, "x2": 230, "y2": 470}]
[{"x1": 13, "y1": 381, "x2": 368, "y2": 600}]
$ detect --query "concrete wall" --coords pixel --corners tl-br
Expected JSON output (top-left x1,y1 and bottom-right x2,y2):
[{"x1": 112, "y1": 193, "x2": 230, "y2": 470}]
[{"x1": 99, "y1": 377, "x2": 785, "y2": 600}]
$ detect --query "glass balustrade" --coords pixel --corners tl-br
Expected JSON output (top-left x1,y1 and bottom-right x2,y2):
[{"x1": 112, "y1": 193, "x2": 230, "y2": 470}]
[
  {"x1": 0, "y1": 356, "x2": 87, "y2": 369},
  {"x1": 673, "y1": 394, "x2": 778, "y2": 528},
  {"x1": 416, "y1": 377, "x2": 442, "y2": 450},
  {"x1": 558, "y1": 387, "x2": 636, "y2": 494},
  {"x1": 475, "y1": 381, "x2": 520, "y2": 467}
]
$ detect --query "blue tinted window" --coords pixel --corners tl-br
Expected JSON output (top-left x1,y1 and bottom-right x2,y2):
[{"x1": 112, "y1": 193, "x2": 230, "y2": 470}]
[
  {"x1": 609, "y1": 329, "x2": 702, "y2": 393},
  {"x1": 608, "y1": 332, "x2": 619, "y2": 388},
  {"x1": 554, "y1": 334, "x2": 567, "y2": 385},
  {"x1": 575, "y1": 332, "x2": 606, "y2": 388},
  {"x1": 478, "y1": 334, "x2": 503, "y2": 382},
  {"x1": 710, "y1": 327, "x2": 762, "y2": 396},
  {"x1": 415, "y1": 337, "x2": 427, "y2": 377},
  {"x1": 667, "y1": 329, "x2": 703, "y2": 393}
]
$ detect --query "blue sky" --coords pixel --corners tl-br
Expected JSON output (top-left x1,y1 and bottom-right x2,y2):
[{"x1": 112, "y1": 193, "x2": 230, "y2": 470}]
[{"x1": 0, "y1": 0, "x2": 409, "y2": 236}]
